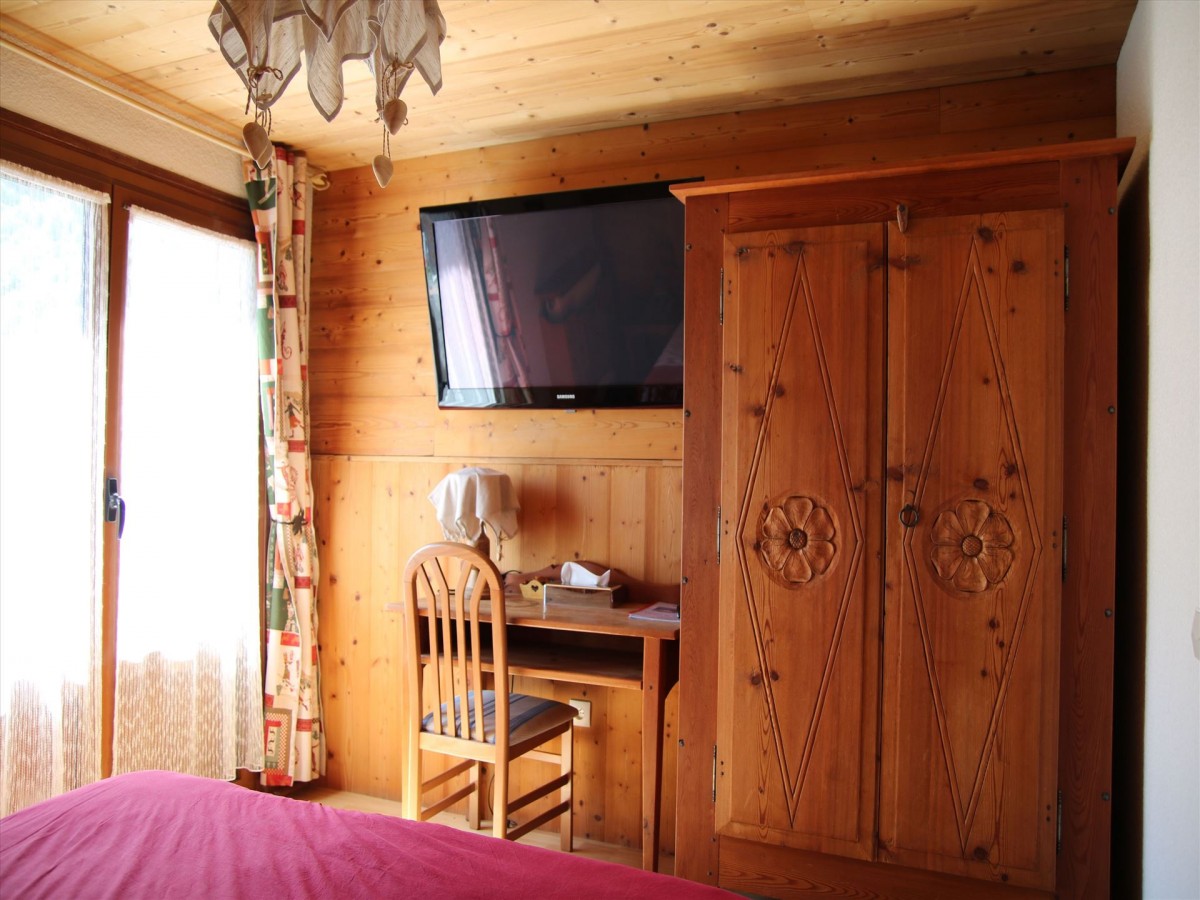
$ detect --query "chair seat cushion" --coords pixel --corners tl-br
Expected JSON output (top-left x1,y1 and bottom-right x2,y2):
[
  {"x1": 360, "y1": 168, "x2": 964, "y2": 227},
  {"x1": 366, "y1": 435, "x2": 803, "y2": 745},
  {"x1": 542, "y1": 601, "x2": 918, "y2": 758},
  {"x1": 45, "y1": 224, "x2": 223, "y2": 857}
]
[{"x1": 422, "y1": 691, "x2": 576, "y2": 744}]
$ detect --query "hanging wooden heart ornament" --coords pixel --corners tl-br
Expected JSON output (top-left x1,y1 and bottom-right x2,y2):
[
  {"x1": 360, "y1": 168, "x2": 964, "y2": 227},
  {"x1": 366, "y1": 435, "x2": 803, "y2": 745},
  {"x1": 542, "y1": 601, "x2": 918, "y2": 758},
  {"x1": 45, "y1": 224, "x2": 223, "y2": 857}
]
[
  {"x1": 242, "y1": 122, "x2": 274, "y2": 169},
  {"x1": 372, "y1": 154, "x2": 394, "y2": 188},
  {"x1": 383, "y1": 98, "x2": 408, "y2": 135}
]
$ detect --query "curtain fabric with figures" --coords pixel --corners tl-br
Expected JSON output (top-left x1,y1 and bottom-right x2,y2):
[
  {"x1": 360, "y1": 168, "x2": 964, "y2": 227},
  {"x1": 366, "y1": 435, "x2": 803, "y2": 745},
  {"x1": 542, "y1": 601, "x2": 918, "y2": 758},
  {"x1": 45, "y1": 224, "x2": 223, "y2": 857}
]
[{"x1": 245, "y1": 148, "x2": 324, "y2": 786}]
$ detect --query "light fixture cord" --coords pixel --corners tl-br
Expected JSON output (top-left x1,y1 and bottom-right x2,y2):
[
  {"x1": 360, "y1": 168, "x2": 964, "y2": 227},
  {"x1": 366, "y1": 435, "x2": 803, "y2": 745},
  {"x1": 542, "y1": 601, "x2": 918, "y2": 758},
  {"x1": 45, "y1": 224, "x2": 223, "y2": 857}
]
[{"x1": 384, "y1": 58, "x2": 412, "y2": 101}]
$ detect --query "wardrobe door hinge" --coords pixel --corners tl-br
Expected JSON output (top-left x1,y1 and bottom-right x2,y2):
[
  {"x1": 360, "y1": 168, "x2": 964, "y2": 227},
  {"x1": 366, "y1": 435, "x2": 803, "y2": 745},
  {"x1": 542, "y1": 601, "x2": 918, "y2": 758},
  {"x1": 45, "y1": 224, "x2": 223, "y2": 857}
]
[
  {"x1": 715, "y1": 506, "x2": 722, "y2": 565},
  {"x1": 718, "y1": 267, "x2": 725, "y2": 324},
  {"x1": 1064, "y1": 246, "x2": 1070, "y2": 311},
  {"x1": 1062, "y1": 516, "x2": 1069, "y2": 582},
  {"x1": 712, "y1": 744, "x2": 718, "y2": 802},
  {"x1": 1056, "y1": 788, "x2": 1063, "y2": 854}
]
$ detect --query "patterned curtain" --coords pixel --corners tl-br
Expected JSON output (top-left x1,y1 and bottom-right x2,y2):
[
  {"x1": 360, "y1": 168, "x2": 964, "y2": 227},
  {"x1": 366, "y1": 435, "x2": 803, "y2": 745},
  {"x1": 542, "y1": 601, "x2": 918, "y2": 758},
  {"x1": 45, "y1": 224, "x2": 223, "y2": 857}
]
[{"x1": 244, "y1": 148, "x2": 324, "y2": 786}]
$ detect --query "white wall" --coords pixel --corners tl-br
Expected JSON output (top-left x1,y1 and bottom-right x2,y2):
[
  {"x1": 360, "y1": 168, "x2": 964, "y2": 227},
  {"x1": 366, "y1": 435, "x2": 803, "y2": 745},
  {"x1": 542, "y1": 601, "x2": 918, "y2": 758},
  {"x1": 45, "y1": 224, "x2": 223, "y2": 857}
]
[
  {"x1": 0, "y1": 45, "x2": 247, "y2": 197},
  {"x1": 1116, "y1": 1, "x2": 1200, "y2": 897}
]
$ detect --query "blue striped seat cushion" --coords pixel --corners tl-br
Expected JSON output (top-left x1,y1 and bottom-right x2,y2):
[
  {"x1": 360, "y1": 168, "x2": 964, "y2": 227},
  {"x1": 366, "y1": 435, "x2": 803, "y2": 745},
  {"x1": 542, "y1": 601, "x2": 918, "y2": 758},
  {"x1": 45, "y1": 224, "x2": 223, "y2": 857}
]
[{"x1": 421, "y1": 691, "x2": 560, "y2": 744}]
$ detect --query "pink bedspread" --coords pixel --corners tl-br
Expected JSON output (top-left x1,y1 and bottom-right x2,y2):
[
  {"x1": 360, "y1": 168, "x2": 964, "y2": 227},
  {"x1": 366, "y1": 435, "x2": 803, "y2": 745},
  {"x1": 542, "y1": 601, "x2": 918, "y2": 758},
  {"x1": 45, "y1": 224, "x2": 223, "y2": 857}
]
[{"x1": 0, "y1": 771, "x2": 733, "y2": 899}]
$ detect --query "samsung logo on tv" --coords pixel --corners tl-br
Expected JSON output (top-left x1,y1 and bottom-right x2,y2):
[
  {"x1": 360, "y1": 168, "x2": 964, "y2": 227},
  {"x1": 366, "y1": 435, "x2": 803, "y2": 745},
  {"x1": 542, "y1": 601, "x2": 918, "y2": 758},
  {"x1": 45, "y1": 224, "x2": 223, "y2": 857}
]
[{"x1": 557, "y1": 393, "x2": 576, "y2": 400}]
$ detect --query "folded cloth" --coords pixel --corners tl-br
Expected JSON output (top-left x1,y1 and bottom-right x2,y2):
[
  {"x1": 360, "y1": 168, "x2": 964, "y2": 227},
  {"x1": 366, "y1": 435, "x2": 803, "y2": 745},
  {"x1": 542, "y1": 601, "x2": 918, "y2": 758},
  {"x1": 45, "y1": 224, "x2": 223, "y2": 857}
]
[{"x1": 428, "y1": 467, "x2": 519, "y2": 544}]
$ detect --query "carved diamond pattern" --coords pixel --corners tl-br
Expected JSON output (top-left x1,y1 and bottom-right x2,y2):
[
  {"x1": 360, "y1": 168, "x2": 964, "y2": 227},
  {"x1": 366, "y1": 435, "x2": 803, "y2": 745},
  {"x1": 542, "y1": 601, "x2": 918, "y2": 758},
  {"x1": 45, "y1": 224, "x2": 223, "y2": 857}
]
[
  {"x1": 901, "y1": 239, "x2": 1044, "y2": 852},
  {"x1": 734, "y1": 248, "x2": 864, "y2": 826}
]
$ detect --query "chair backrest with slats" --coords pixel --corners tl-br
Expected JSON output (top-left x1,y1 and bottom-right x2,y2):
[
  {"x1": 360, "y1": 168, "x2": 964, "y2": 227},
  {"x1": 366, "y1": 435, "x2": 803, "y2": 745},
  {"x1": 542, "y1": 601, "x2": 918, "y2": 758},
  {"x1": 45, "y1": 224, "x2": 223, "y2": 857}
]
[{"x1": 401, "y1": 542, "x2": 508, "y2": 746}]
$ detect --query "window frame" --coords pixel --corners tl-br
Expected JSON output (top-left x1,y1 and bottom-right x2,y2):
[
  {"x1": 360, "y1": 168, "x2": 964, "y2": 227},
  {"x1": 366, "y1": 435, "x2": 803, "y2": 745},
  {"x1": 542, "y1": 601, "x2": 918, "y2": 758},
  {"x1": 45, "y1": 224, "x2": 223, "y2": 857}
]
[{"x1": 1, "y1": 107, "x2": 262, "y2": 779}]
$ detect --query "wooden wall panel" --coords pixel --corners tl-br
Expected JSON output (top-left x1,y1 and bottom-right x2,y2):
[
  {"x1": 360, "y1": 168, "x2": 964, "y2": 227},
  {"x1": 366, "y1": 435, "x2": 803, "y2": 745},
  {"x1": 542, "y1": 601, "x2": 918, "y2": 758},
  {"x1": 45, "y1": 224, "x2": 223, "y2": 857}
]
[
  {"x1": 314, "y1": 454, "x2": 683, "y2": 845},
  {"x1": 431, "y1": 409, "x2": 684, "y2": 462},
  {"x1": 308, "y1": 67, "x2": 1116, "y2": 857}
]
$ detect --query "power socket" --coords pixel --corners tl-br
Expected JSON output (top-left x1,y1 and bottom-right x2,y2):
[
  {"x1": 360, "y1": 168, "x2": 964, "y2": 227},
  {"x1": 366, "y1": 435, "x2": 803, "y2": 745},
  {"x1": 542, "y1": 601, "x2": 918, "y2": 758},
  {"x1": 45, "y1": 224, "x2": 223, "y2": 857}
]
[{"x1": 568, "y1": 698, "x2": 592, "y2": 729}]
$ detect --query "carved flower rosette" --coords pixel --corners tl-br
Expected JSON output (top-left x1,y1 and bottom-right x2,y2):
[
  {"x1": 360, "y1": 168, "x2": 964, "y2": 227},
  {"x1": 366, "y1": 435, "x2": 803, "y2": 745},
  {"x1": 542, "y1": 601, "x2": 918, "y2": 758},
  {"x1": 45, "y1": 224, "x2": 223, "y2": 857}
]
[
  {"x1": 756, "y1": 495, "x2": 836, "y2": 588},
  {"x1": 930, "y1": 499, "x2": 1015, "y2": 594}
]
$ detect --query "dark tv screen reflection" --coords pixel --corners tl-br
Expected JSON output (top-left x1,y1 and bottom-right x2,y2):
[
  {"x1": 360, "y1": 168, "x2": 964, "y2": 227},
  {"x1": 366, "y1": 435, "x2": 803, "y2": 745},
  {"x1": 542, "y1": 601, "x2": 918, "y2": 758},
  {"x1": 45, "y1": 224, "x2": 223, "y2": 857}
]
[{"x1": 419, "y1": 181, "x2": 687, "y2": 409}]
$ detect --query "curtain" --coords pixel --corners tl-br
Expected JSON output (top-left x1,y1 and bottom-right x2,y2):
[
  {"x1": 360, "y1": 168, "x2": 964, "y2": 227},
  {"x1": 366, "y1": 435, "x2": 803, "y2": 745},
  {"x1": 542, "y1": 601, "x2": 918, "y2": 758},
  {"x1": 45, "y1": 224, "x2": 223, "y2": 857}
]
[
  {"x1": 245, "y1": 148, "x2": 325, "y2": 786},
  {"x1": 111, "y1": 207, "x2": 262, "y2": 780},
  {"x1": 439, "y1": 218, "x2": 506, "y2": 389},
  {"x1": 0, "y1": 163, "x2": 108, "y2": 815}
]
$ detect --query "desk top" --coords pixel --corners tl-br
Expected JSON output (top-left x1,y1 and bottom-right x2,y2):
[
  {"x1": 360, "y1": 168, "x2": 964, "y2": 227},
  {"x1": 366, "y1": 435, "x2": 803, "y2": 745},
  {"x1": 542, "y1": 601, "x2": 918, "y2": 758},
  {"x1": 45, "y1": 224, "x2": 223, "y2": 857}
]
[
  {"x1": 501, "y1": 595, "x2": 679, "y2": 641},
  {"x1": 392, "y1": 594, "x2": 679, "y2": 641}
]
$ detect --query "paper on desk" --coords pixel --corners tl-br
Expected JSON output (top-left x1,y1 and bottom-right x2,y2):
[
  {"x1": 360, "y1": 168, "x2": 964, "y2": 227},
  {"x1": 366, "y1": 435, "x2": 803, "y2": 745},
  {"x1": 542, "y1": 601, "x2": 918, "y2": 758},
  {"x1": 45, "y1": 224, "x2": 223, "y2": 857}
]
[{"x1": 560, "y1": 562, "x2": 610, "y2": 587}]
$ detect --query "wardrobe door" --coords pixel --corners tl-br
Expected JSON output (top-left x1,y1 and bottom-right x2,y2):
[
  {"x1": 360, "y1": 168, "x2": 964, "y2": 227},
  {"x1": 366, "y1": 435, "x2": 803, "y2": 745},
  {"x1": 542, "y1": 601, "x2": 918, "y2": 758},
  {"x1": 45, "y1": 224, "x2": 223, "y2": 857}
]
[
  {"x1": 880, "y1": 210, "x2": 1064, "y2": 889},
  {"x1": 716, "y1": 224, "x2": 884, "y2": 860}
]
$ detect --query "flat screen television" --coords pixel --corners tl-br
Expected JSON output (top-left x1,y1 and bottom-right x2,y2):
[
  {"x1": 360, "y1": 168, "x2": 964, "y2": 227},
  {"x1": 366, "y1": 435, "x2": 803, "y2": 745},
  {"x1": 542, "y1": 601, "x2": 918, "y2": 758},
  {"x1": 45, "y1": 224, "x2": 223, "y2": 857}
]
[{"x1": 419, "y1": 180, "x2": 692, "y2": 409}]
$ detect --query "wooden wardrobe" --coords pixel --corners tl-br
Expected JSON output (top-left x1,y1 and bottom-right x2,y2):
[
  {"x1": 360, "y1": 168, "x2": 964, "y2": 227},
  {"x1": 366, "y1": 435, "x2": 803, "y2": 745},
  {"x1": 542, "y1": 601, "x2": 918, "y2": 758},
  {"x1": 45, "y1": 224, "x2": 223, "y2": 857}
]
[{"x1": 672, "y1": 139, "x2": 1131, "y2": 899}]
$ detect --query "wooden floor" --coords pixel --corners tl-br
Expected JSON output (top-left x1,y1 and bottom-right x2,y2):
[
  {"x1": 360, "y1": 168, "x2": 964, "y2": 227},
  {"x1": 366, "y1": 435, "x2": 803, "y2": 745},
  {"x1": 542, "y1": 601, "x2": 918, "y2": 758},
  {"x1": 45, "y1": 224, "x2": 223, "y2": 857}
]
[{"x1": 291, "y1": 786, "x2": 673, "y2": 876}]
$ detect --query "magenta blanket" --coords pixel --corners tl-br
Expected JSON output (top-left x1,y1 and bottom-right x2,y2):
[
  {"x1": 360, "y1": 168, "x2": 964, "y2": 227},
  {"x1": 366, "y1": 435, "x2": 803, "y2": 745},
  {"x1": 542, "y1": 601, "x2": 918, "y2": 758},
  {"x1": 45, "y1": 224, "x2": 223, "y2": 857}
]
[{"x1": 0, "y1": 771, "x2": 733, "y2": 899}]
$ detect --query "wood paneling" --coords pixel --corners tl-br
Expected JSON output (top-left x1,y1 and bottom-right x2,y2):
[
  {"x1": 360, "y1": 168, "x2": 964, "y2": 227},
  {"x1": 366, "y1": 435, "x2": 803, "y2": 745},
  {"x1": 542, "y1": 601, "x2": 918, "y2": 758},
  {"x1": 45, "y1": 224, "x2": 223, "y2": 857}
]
[
  {"x1": 307, "y1": 68, "x2": 1118, "y2": 858},
  {"x1": 313, "y1": 454, "x2": 682, "y2": 847},
  {"x1": 0, "y1": 2, "x2": 1134, "y2": 170},
  {"x1": 307, "y1": 72, "x2": 1116, "y2": 461}
]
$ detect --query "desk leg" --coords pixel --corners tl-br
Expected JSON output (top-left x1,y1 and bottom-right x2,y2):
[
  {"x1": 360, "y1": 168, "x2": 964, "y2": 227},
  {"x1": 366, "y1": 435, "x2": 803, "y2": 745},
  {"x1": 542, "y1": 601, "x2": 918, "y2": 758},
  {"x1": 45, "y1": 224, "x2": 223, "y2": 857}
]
[{"x1": 641, "y1": 637, "x2": 667, "y2": 871}]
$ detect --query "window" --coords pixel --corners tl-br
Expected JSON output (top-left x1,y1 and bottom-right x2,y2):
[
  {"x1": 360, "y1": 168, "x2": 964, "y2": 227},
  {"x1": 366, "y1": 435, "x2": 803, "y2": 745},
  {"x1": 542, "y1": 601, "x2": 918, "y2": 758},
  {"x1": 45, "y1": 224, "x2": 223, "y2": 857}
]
[
  {"x1": 0, "y1": 111, "x2": 261, "y2": 812},
  {"x1": 111, "y1": 207, "x2": 262, "y2": 779},
  {"x1": 0, "y1": 164, "x2": 108, "y2": 815}
]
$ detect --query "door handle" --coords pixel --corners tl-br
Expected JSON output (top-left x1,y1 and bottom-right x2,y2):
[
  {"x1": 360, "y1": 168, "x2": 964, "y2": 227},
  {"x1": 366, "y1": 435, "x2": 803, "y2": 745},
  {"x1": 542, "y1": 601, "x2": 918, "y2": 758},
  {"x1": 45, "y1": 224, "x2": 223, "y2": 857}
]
[
  {"x1": 105, "y1": 476, "x2": 125, "y2": 538},
  {"x1": 898, "y1": 503, "x2": 920, "y2": 528}
]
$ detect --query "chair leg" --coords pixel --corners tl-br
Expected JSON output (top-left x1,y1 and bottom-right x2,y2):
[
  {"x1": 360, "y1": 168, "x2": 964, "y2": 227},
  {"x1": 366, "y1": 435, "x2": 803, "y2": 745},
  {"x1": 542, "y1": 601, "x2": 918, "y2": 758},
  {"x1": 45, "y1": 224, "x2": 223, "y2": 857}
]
[
  {"x1": 402, "y1": 737, "x2": 421, "y2": 821},
  {"x1": 561, "y1": 724, "x2": 574, "y2": 852},
  {"x1": 468, "y1": 761, "x2": 483, "y2": 830},
  {"x1": 493, "y1": 758, "x2": 509, "y2": 840}
]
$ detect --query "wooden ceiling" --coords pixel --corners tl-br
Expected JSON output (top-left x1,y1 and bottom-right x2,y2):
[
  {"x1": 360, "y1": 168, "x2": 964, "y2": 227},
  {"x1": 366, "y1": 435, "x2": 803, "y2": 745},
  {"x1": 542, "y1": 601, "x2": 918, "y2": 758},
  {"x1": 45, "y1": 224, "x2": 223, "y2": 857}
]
[{"x1": 0, "y1": 0, "x2": 1136, "y2": 173}]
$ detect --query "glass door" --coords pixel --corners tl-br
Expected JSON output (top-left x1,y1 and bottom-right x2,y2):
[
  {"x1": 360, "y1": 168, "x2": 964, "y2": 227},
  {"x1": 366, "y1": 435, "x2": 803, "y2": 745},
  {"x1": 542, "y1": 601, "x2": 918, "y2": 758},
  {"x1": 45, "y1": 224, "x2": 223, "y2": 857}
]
[
  {"x1": 109, "y1": 205, "x2": 263, "y2": 779},
  {"x1": 0, "y1": 163, "x2": 264, "y2": 813},
  {"x1": 0, "y1": 166, "x2": 108, "y2": 815}
]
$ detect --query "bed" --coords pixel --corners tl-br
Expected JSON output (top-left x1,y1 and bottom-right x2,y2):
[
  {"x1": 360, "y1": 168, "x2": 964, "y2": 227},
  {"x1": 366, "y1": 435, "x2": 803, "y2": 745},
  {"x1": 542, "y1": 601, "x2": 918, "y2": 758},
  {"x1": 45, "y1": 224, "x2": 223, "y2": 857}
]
[{"x1": 0, "y1": 771, "x2": 734, "y2": 898}]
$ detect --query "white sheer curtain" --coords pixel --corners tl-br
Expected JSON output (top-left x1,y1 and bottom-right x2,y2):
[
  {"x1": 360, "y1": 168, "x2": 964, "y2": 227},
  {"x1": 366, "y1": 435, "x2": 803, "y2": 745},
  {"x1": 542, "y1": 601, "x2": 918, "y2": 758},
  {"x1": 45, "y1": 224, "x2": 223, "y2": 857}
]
[
  {"x1": 438, "y1": 218, "x2": 506, "y2": 389},
  {"x1": 111, "y1": 206, "x2": 263, "y2": 780},
  {"x1": 0, "y1": 163, "x2": 108, "y2": 816}
]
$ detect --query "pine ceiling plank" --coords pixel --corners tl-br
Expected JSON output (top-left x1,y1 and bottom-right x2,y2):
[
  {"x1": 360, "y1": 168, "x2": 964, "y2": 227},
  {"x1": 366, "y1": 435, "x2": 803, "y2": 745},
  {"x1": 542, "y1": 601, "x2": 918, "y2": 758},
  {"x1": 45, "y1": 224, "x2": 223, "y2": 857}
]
[
  {"x1": 1, "y1": 1, "x2": 209, "y2": 49},
  {"x1": 940, "y1": 65, "x2": 1116, "y2": 133},
  {"x1": 0, "y1": 0, "x2": 1136, "y2": 173}
]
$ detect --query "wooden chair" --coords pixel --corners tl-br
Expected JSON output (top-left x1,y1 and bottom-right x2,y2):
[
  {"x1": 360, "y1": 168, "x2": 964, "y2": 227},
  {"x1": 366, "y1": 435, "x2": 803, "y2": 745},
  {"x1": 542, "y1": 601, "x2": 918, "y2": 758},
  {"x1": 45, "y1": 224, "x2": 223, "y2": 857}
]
[{"x1": 399, "y1": 541, "x2": 575, "y2": 850}]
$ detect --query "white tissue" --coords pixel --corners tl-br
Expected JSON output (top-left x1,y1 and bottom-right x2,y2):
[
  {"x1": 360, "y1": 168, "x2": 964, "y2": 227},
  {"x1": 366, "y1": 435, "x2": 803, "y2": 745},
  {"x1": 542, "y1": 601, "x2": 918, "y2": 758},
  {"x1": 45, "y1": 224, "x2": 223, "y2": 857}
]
[{"x1": 560, "y1": 562, "x2": 610, "y2": 587}]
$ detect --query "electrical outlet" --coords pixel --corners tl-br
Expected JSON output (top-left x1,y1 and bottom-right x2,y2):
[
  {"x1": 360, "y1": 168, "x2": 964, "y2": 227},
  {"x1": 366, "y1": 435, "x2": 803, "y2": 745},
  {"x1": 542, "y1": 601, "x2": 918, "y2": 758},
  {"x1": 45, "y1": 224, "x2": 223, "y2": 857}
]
[{"x1": 569, "y1": 698, "x2": 592, "y2": 729}]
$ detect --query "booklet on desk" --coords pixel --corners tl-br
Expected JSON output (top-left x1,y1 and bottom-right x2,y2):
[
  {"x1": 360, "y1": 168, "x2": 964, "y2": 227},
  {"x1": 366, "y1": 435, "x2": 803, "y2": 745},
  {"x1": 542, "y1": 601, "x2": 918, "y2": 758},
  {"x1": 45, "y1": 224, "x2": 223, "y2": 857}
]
[{"x1": 628, "y1": 601, "x2": 681, "y2": 622}]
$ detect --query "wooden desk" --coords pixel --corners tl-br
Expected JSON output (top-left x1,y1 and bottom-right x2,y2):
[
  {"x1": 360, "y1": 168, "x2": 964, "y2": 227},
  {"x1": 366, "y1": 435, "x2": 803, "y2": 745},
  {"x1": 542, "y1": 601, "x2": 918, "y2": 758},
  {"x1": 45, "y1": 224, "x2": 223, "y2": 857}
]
[{"x1": 396, "y1": 593, "x2": 679, "y2": 871}]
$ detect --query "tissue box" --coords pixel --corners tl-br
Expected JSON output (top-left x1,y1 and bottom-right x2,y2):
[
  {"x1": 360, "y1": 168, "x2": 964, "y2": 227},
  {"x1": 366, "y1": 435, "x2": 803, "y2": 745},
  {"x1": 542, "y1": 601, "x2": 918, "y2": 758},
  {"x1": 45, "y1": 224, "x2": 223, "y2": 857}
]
[{"x1": 543, "y1": 582, "x2": 627, "y2": 608}]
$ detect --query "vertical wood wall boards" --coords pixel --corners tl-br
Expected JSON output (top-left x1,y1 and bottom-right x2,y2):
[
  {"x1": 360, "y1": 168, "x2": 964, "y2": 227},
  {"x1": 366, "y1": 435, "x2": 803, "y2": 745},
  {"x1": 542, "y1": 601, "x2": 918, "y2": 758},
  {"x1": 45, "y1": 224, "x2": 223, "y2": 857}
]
[{"x1": 308, "y1": 67, "x2": 1116, "y2": 855}]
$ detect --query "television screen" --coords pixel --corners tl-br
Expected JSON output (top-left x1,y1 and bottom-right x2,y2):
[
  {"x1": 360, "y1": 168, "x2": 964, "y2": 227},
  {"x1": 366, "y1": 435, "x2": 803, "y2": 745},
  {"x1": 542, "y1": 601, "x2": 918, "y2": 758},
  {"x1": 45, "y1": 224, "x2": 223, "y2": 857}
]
[{"x1": 419, "y1": 181, "x2": 690, "y2": 409}]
